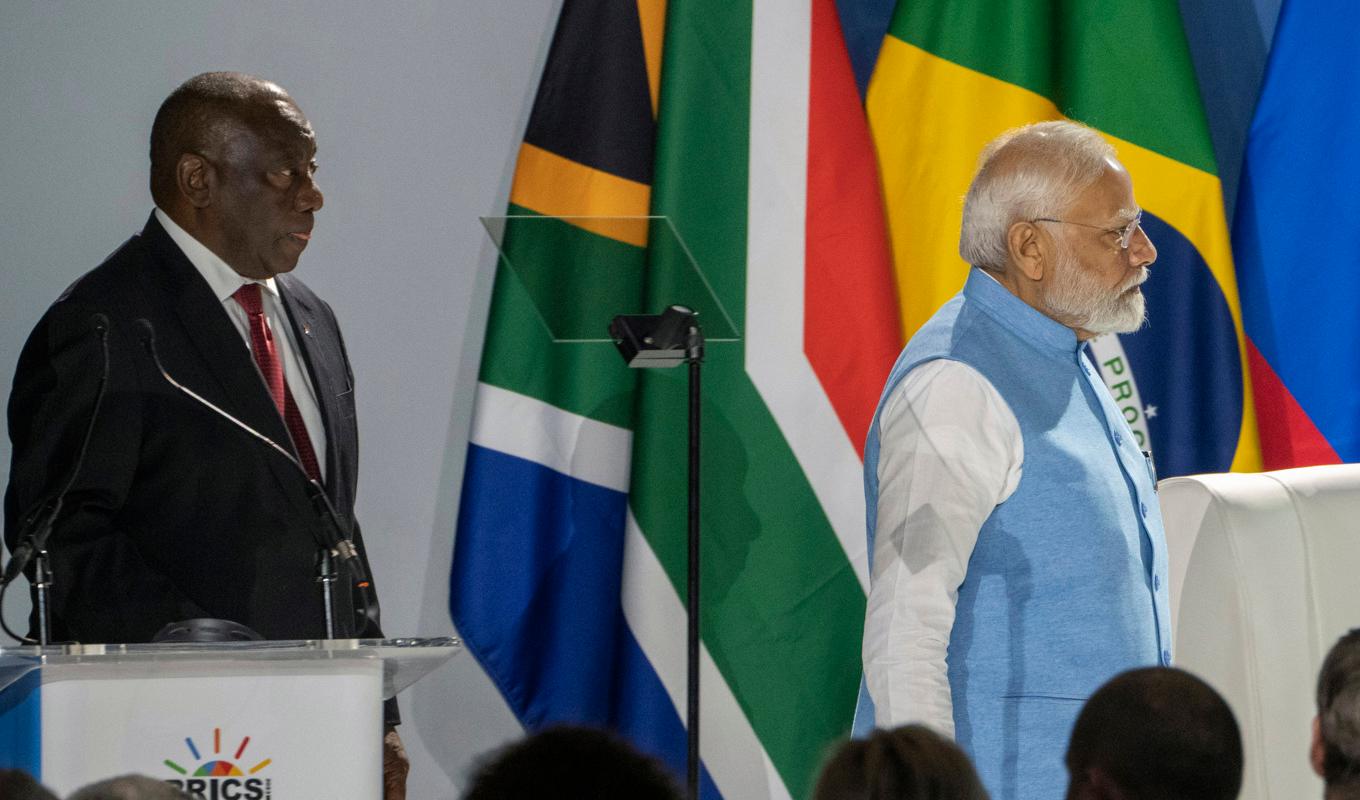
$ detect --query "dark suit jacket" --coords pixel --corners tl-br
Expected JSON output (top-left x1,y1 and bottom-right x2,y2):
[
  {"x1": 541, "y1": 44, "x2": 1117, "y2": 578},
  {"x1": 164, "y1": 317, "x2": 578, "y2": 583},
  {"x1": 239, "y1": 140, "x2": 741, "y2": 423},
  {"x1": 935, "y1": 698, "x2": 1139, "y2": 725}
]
[{"x1": 4, "y1": 213, "x2": 383, "y2": 645}]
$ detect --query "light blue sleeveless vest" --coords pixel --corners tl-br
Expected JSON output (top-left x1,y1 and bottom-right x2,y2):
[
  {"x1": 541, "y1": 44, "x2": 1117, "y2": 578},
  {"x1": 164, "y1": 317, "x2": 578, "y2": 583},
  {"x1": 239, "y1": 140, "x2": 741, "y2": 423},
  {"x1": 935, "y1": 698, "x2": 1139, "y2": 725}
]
[{"x1": 852, "y1": 269, "x2": 1172, "y2": 800}]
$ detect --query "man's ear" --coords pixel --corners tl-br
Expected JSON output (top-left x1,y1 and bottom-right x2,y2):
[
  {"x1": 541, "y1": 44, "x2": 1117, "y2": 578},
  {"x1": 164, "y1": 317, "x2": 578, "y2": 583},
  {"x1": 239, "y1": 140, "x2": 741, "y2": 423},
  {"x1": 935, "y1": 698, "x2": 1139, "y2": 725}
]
[
  {"x1": 1312, "y1": 715, "x2": 1326, "y2": 779},
  {"x1": 1006, "y1": 220, "x2": 1046, "y2": 282},
  {"x1": 176, "y1": 153, "x2": 213, "y2": 209}
]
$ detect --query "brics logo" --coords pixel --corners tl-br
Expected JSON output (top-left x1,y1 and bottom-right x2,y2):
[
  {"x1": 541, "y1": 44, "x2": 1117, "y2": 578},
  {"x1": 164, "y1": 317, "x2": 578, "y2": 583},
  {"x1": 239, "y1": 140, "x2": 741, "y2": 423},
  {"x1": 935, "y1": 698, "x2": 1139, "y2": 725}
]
[{"x1": 163, "y1": 727, "x2": 272, "y2": 799}]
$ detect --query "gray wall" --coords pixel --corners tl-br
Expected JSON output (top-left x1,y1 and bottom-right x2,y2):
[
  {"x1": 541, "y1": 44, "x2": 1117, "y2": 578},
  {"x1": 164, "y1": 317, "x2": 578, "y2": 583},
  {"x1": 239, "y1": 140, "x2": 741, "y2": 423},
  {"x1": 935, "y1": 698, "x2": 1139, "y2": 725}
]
[{"x1": 0, "y1": 2, "x2": 558, "y2": 796}]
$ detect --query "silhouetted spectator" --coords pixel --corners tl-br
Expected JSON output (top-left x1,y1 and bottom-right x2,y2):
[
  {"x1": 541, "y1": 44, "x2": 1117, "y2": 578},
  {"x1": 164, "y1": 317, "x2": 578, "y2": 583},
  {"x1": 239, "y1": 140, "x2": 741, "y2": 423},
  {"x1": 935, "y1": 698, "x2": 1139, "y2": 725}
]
[
  {"x1": 0, "y1": 769, "x2": 58, "y2": 800},
  {"x1": 813, "y1": 724, "x2": 988, "y2": 800},
  {"x1": 1065, "y1": 667, "x2": 1242, "y2": 799},
  {"x1": 67, "y1": 774, "x2": 188, "y2": 800},
  {"x1": 462, "y1": 725, "x2": 681, "y2": 800},
  {"x1": 1313, "y1": 628, "x2": 1360, "y2": 799}
]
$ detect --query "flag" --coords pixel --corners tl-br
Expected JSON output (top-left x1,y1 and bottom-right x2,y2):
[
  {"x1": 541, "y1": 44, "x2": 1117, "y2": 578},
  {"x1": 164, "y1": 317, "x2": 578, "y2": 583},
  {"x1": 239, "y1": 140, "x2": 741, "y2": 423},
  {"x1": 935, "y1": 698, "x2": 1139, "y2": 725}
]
[
  {"x1": 449, "y1": 0, "x2": 901, "y2": 797},
  {"x1": 864, "y1": 0, "x2": 1262, "y2": 479},
  {"x1": 1232, "y1": 0, "x2": 1356, "y2": 469}
]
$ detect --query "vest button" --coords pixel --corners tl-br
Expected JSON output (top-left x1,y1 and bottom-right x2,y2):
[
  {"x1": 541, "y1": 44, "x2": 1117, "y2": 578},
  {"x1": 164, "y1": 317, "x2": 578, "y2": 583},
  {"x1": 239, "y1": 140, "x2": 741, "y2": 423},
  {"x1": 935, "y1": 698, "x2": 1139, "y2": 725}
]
[
  {"x1": 1114, "y1": 433, "x2": 1123, "y2": 446},
  {"x1": 1140, "y1": 502, "x2": 1148, "y2": 518},
  {"x1": 1162, "y1": 649, "x2": 1172, "y2": 665},
  {"x1": 1154, "y1": 574, "x2": 1161, "y2": 591}
]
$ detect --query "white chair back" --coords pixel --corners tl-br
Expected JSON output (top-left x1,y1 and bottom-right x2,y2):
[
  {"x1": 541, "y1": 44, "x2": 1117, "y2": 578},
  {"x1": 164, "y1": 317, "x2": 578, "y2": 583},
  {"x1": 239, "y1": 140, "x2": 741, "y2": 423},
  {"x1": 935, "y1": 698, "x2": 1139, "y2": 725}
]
[{"x1": 1160, "y1": 464, "x2": 1360, "y2": 800}]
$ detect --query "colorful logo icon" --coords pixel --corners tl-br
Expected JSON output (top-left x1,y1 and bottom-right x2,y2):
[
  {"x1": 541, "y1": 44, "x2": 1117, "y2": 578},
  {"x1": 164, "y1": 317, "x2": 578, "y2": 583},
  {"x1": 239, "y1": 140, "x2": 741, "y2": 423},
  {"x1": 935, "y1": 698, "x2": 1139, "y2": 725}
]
[
  {"x1": 164, "y1": 727, "x2": 272, "y2": 777},
  {"x1": 163, "y1": 728, "x2": 272, "y2": 799}
]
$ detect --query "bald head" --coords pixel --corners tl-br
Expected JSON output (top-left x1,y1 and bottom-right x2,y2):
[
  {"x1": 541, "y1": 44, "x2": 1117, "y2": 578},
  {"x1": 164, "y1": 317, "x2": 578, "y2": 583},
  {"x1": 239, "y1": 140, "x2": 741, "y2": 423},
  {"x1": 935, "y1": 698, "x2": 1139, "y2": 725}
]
[
  {"x1": 1066, "y1": 667, "x2": 1242, "y2": 800},
  {"x1": 959, "y1": 120, "x2": 1116, "y2": 272},
  {"x1": 147, "y1": 71, "x2": 322, "y2": 279},
  {"x1": 149, "y1": 71, "x2": 308, "y2": 208}
]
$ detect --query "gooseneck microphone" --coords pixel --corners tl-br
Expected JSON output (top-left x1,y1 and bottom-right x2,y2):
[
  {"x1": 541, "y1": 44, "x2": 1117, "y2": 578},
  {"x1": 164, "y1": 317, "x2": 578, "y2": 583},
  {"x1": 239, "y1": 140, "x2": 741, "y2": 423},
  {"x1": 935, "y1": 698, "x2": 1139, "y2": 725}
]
[
  {"x1": 2, "y1": 313, "x2": 111, "y2": 587},
  {"x1": 132, "y1": 318, "x2": 371, "y2": 590}
]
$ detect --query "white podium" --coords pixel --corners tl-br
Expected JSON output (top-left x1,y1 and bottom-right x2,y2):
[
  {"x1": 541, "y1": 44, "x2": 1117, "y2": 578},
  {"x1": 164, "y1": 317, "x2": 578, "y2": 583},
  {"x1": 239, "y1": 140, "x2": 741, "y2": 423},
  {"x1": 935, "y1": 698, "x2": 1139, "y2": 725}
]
[{"x1": 0, "y1": 637, "x2": 459, "y2": 798}]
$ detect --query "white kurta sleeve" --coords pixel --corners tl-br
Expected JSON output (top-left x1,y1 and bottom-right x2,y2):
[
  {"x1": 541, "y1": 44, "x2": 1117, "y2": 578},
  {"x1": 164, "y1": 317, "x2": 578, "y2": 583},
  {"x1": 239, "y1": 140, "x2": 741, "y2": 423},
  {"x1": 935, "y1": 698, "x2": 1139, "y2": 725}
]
[{"x1": 863, "y1": 358, "x2": 1023, "y2": 738}]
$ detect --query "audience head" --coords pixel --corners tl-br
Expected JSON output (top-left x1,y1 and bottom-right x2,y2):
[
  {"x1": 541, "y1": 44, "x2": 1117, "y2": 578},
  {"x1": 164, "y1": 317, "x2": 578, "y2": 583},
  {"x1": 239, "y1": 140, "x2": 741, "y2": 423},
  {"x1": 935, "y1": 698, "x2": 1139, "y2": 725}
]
[
  {"x1": 0, "y1": 770, "x2": 58, "y2": 800},
  {"x1": 812, "y1": 724, "x2": 989, "y2": 800},
  {"x1": 1314, "y1": 628, "x2": 1360, "y2": 795},
  {"x1": 1065, "y1": 667, "x2": 1242, "y2": 800},
  {"x1": 461, "y1": 724, "x2": 682, "y2": 800},
  {"x1": 67, "y1": 774, "x2": 189, "y2": 799},
  {"x1": 67, "y1": 774, "x2": 189, "y2": 800}
]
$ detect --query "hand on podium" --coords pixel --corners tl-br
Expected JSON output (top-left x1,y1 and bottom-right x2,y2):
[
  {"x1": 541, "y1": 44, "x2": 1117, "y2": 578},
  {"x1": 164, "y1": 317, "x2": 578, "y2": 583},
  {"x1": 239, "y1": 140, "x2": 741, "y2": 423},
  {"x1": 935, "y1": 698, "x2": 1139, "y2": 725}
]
[{"x1": 384, "y1": 726, "x2": 410, "y2": 799}]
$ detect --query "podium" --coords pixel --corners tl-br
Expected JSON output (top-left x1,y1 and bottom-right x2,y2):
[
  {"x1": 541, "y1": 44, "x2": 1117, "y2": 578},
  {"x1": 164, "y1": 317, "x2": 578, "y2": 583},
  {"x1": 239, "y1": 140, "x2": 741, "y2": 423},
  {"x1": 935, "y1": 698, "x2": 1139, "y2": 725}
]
[{"x1": 0, "y1": 637, "x2": 459, "y2": 797}]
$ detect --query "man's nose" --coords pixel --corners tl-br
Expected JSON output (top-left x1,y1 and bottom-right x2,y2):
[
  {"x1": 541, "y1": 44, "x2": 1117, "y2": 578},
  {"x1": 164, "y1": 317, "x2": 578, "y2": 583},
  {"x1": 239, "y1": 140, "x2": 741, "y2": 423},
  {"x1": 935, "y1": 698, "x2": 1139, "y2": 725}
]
[
  {"x1": 1129, "y1": 224, "x2": 1156, "y2": 267},
  {"x1": 296, "y1": 176, "x2": 324, "y2": 213}
]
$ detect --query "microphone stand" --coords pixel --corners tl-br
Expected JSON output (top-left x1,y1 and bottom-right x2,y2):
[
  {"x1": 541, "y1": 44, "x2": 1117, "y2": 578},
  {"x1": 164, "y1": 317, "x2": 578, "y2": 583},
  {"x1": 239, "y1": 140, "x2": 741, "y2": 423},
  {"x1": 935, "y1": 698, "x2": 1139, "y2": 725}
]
[
  {"x1": 135, "y1": 319, "x2": 370, "y2": 640},
  {"x1": 609, "y1": 305, "x2": 705, "y2": 800},
  {"x1": 33, "y1": 553, "x2": 54, "y2": 645}
]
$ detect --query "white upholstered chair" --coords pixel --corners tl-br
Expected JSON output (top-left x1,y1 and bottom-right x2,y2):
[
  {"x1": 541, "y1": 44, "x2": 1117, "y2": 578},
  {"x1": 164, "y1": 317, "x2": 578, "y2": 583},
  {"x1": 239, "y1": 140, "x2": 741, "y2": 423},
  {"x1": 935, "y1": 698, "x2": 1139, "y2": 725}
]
[{"x1": 1159, "y1": 464, "x2": 1360, "y2": 800}]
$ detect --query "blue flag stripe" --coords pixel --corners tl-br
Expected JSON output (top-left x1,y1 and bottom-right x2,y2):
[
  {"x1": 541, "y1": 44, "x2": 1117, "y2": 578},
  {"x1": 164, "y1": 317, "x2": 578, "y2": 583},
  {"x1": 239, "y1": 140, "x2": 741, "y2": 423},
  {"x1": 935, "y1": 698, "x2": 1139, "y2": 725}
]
[{"x1": 451, "y1": 444, "x2": 724, "y2": 796}]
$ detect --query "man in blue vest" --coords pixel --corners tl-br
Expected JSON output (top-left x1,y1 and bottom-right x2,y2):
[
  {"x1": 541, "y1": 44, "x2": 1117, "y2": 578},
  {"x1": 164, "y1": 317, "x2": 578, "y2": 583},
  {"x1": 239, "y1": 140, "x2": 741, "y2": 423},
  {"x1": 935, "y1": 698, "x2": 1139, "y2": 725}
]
[{"x1": 852, "y1": 120, "x2": 1172, "y2": 800}]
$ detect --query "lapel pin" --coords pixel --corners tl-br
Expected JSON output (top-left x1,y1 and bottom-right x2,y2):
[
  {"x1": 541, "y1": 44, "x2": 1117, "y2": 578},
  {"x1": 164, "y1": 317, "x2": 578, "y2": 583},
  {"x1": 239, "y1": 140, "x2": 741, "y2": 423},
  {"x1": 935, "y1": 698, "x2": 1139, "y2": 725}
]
[{"x1": 303, "y1": 322, "x2": 312, "y2": 336}]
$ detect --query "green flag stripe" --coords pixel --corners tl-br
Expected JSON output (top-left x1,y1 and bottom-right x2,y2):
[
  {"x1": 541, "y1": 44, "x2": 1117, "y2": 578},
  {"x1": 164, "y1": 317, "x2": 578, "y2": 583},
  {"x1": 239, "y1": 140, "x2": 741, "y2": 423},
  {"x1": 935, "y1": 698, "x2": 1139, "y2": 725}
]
[
  {"x1": 639, "y1": 1, "x2": 863, "y2": 795},
  {"x1": 651, "y1": 6, "x2": 754, "y2": 333},
  {"x1": 886, "y1": 0, "x2": 1217, "y2": 175},
  {"x1": 630, "y1": 353, "x2": 865, "y2": 798},
  {"x1": 478, "y1": 208, "x2": 640, "y2": 428}
]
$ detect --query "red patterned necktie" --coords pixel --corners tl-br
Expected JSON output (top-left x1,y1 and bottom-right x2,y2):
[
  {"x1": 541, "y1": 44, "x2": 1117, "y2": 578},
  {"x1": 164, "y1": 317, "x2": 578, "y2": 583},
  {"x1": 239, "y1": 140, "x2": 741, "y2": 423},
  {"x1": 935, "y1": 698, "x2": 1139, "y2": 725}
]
[{"x1": 231, "y1": 283, "x2": 322, "y2": 482}]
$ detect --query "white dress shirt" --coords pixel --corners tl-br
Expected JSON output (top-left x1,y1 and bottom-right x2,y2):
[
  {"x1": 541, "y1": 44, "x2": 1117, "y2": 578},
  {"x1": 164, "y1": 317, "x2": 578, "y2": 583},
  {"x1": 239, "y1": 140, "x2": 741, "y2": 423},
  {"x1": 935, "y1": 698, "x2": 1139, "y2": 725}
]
[
  {"x1": 155, "y1": 208, "x2": 327, "y2": 479},
  {"x1": 863, "y1": 357, "x2": 1024, "y2": 737}
]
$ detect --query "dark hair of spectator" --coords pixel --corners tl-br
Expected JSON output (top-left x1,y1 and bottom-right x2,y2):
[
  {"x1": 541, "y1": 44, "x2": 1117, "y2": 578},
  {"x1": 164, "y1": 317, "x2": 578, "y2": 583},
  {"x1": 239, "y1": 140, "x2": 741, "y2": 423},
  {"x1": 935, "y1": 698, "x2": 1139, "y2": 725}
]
[
  {"x1": 812, "y1": 724, "x2": 989, "y2": 800},
  {"x1": 1318, "y1": 628, "x2": 1360, "y2": 788},
  {"x1": 1066, "y1": 667, "x2": 1242, "y2": 800},
  {"x1": 0, "y1": 770, "x2": 59, "y2": 800},
  {"x1": 461, "y1": 724, "x2": 682, "y2": 800}
]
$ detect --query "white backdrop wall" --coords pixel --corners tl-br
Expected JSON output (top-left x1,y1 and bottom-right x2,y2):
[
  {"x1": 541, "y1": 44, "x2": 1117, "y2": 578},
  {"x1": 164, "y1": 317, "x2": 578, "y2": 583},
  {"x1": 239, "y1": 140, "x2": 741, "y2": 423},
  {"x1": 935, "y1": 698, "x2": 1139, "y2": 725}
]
[{"x1": 0, "y1": 2, "x2": 553, "y2": 796}]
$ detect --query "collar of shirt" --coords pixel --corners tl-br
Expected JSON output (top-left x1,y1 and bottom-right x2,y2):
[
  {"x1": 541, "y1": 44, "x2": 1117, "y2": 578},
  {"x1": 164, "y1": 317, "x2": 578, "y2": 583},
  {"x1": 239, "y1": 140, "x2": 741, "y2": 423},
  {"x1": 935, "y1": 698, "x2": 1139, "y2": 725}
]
[{"x1": 154, "y1": 207, "x2": 282, "y2": 303}]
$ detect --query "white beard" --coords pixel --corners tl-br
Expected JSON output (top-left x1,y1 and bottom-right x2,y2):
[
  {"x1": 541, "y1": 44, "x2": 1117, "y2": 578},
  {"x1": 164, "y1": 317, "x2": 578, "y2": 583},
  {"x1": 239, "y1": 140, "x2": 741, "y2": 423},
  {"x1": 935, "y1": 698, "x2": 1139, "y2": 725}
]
[{"x1": 1041, "y1": 242, "x2": 1148, "y2": 335}]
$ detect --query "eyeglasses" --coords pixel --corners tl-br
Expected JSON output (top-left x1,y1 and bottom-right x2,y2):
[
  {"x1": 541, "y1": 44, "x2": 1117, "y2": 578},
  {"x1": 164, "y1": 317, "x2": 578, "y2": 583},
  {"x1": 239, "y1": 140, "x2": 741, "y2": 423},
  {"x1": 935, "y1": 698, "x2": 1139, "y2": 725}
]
[{"x1": 1031, "y1": 211, "x2": 1144, "y2": 250}]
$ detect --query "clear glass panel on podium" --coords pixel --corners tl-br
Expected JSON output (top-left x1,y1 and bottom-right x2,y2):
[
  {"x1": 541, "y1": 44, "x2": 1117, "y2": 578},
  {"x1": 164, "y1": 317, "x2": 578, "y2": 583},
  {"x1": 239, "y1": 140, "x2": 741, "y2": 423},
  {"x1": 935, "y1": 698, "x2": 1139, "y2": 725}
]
[
  {"x1": 480, "y1": 215, "x2": 740, "y2": 343},
  {"x1": 0, "y1": 636, "x2": 459, "y2": 698}
]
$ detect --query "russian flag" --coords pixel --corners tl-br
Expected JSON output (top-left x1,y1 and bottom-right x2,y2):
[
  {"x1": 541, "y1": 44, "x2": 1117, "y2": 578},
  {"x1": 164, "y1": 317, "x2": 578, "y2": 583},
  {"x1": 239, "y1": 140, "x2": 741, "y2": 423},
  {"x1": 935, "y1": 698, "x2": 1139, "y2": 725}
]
[{"x1": 1233, "y1": 0, "x2": 1355, "y2": 469}]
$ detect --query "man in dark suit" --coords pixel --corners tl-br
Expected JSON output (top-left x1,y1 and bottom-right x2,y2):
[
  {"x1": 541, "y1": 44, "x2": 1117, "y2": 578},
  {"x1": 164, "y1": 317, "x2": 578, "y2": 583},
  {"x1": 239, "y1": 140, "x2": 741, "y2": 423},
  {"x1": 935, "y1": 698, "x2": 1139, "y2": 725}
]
[{"x1": 3, "y1": 72, "x2": 408, "y2": 798}]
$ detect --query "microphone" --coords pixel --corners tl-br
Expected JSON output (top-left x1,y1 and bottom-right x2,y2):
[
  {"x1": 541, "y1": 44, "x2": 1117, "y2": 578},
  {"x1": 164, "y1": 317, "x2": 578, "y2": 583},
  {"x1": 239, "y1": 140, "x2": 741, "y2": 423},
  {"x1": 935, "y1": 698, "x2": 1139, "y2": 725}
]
[
  {"x1": 2, "y1": 313, "x2": 111, "y2": 586},
  {"x1": 132, "y1": 318, "x2": 371, "y2": 588}
]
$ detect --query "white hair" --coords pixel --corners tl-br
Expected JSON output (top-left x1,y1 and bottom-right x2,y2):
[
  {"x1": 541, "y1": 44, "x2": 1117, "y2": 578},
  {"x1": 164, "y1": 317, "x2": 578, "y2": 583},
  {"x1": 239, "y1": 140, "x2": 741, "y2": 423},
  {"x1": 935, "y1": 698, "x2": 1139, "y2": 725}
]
[{"x1": 959, "y1": 120, "x2": 1115, "y2": 271}]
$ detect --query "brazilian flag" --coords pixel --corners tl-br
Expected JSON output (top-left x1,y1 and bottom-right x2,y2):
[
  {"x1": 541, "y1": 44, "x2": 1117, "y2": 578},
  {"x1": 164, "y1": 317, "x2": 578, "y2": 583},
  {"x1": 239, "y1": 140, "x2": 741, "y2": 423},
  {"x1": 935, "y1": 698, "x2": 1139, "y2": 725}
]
[{"x1": 866, "y1": 1, "x2": 1262, "y2": 479}]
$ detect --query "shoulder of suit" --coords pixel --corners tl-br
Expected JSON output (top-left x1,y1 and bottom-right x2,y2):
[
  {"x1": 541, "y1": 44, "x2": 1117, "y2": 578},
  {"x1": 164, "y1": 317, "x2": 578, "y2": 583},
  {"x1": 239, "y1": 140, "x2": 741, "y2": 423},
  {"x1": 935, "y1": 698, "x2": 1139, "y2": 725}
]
[{"x1": 54, "y1": 230, "x2": 153, "y2": 306}]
